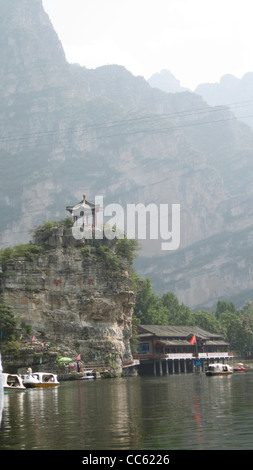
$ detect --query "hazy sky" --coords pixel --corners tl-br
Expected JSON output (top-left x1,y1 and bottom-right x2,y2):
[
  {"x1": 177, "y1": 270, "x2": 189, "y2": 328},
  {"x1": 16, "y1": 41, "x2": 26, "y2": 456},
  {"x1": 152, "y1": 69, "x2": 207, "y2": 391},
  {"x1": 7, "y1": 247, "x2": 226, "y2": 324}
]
[{"x1": 42, "y1": 0, "x2": 253, "y2": 90}]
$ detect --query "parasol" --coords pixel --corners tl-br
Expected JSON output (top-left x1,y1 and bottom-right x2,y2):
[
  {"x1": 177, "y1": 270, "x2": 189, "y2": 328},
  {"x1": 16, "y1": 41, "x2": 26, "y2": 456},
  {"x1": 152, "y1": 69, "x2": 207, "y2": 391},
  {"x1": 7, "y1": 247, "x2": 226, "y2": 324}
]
[{"x1": 58, "y1": 357, "x2": 73, "y2": 362}]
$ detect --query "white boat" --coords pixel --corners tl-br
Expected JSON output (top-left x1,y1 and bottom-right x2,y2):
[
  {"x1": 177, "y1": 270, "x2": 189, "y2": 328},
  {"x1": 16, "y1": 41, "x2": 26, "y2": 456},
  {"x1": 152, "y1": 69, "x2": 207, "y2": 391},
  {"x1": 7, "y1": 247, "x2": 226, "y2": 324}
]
[
  {"x1": 79, "y1": 369, "x2": 95, "y2": 380},
  {"x1": 23, "y1": 368, "x2": 59, "y2": 388},
  {"x1": 233, "y1": 363, "x2": 246, "y2": 372},
  {"x1": 206, "y1": 363, "x2": 233, "y2": 376},
  {"x1": 2, "y1": 373, "x2": 26, "y2": 392}
]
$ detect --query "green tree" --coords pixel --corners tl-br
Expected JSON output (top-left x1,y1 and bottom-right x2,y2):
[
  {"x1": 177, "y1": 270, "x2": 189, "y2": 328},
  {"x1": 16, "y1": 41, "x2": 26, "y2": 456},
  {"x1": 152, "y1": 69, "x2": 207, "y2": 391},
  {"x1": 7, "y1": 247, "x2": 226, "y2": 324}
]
[
  {"x1": 134, "y1": 282, "x2": 194, "y2": 326},
  {"x1": 241, "y1": 300, "x2": 253, "y2": 314},
  {"x1": 240, "y1": 305, "x2": 253, "y2": 356},
  {"x1": 161, "y1": 292, "x2": 194, "y2": 325},
  {"x1": 130, "y1": 314, "x2": 140, "y2": 353},
  {"x1": 215, "y1": 300, "x2": 237, "y2": 319},
  {"x1": 193, "y1": 310, "x2": 221, "y2": 333},
  {"x1": 115, "y1": 237, "x2": 140, "y2": 264},
  {"x1": 134, "y1": 278, "x2": 167, "y2": 325},
  {"x1": 219, "y1": 311, "x2": 244, "y2": 354},
  {"x1": 0, "y1": 296, "x2": 17, "y2": 341}
]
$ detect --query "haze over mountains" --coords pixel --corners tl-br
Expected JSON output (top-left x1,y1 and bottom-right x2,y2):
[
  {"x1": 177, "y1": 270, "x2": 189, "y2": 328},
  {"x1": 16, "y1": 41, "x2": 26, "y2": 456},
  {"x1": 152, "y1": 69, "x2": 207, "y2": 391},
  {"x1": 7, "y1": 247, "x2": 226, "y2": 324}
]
[
  {"x1": 195, "y1": 73, "x2": 253, "y2": 130},
  {"x1": 148, "y1": 70, "x2": 189, "y2": 94},
  {"x1": 1, "y1": 0, "x2": 253, "y2": 310}
]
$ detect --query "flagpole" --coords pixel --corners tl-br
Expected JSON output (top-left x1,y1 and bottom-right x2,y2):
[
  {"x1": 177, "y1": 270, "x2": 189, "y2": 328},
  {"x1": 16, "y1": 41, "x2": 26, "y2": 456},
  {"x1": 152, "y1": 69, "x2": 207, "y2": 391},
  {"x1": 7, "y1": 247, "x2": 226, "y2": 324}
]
[
  {"x1": 190, "y1": 334, "x2": 198, "y2": 357},
  {"x1": 195, "y1": 338, "x2": 198, "y2": 359},
  {"x1": 190, "y1": 335, "x2": 200, "y2": 371}
]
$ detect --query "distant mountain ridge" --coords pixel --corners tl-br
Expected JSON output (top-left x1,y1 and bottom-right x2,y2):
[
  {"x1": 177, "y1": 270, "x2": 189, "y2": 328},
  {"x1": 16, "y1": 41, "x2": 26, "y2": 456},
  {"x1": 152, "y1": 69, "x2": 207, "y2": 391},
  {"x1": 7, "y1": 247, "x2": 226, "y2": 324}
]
[
  {"x1": 148, "y1": 69, "x2": 189, "y2": 94},
  {"x1": 195, "y1": 73, "x2": 253, "y2": 129},
  {"x1": 2, "y1": 0, "x2": 253, "y2": 309}
]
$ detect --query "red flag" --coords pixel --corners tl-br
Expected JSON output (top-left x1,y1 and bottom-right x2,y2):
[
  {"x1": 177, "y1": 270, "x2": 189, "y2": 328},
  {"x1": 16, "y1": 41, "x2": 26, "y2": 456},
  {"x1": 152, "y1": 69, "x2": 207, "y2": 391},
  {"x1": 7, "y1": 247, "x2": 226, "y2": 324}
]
[
  {"x1": 77, "y1": 354, "x2": 81, "y2": 361},
  {"x1": 32, "y1": 336, "x2": 35, "y2": 342},
  {"x1": 190, "y1": 334, "x2": 196, "y2": 345}
]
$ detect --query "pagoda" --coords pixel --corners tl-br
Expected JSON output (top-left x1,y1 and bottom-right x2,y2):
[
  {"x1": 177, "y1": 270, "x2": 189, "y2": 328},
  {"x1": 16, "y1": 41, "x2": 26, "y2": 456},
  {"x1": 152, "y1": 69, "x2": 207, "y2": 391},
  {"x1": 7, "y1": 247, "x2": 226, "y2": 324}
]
[{"x1": 66, "y1": 195, "x2": 100, "y2": 228}]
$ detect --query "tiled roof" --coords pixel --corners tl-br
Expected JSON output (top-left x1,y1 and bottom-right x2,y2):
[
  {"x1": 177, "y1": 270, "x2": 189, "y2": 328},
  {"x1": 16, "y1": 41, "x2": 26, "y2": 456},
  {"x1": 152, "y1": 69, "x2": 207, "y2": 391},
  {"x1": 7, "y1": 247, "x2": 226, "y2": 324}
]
[{"x1": 138, "y1": 324, "x2": 223, "y2": 340}]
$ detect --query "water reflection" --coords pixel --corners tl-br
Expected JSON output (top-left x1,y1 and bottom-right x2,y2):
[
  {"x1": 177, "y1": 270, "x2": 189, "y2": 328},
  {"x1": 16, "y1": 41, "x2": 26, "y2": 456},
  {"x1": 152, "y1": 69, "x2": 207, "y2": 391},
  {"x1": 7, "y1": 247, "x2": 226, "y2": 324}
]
[
  {"x1": 192, "y1": 375, "x2": 234, "y2": 450},
  {"x1": 193, "y1": 394, "x2": 202, "y2": 449},
  {"x1": 0, "y1": 373, "x2": 253, "y2": 450}
]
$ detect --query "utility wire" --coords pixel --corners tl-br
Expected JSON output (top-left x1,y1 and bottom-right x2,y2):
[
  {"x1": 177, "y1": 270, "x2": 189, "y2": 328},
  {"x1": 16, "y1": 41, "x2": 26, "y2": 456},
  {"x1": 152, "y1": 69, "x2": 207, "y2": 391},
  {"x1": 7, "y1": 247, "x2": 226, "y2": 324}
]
[
  {"x1": 1, "y1": 97, "x2": 253, "y2": 149},
  {"x1": 1, "y1": 108, "x2": 253, "y2": 154},
  {"x1": 0, "y1": 96, "x2": 253, "y2": 239}
]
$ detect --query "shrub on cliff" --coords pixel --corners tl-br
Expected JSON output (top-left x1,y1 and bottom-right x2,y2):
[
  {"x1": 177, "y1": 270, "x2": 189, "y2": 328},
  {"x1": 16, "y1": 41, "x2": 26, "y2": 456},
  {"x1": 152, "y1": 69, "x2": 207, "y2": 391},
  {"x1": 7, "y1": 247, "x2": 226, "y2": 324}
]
[
  {"x1": 115, "y1": 238, "x2": 140, "y2": 264},
  {"x1": 81, "y1": 237, "x2": 140, "y2": 270},
  {"x1": 0, "y1": 296, "x2": 17, "y2": 341},
  {"x1": 0, "y1": 244, "x2": 44, "y2": 269},
  {"x1": 81, "y1": 243, "x2": 123, "y2": 274},
  {"x1": 34, "y1": 218, "x2": 73, "y2": 243}
]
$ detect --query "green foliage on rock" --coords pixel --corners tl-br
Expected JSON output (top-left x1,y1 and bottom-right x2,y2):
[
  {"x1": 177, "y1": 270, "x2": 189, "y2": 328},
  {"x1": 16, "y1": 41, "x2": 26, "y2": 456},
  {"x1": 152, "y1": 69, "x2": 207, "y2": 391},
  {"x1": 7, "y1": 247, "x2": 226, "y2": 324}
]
[
  {"x1": 81, "y1": 237, "x2": 140, "y2": 273},
  {"x1": 115, "y1": 238, "x2": 140, "y2": 264},
  {"x1": 0, "y1": 244, "x2": 44, "y2": 269},
  {"x1": 0, "y1": 296, "x2": 17, "y2": 341},
  {"x1": 34, "y1": 217, "x2": 73, "y2": 243}
]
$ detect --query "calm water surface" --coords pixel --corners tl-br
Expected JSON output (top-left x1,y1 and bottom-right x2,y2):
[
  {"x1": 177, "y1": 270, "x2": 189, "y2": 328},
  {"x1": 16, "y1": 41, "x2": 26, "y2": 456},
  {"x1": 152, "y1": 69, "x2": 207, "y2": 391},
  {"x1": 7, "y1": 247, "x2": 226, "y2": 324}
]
[{"x1": 1, "y1": 371, "x2": 253, "y2": 450}]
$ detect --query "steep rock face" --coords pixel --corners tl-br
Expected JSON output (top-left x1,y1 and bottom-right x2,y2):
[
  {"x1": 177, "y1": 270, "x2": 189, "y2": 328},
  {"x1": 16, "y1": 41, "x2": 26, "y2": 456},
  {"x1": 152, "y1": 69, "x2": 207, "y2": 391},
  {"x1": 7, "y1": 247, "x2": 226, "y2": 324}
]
[
  {"x1": 2, "y1": 0, "x2": 253, "y2": 309},
  {"x1": 136, "y1": 225, "x2": 253, "y2": 310},
  {"x1": 0, "y1": 0, "x2": 69, "y2": 96},
  {"x1": 0, "y1": 227, "x2": 135, "y2": 375}
]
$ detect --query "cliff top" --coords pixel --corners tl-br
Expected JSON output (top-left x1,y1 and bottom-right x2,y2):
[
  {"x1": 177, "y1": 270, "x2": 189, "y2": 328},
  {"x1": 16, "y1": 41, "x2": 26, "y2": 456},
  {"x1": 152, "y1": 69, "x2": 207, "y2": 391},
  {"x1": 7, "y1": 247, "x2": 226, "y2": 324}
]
[{"x1": 0, "y1": 218, "x2": 140, "y2": 271}]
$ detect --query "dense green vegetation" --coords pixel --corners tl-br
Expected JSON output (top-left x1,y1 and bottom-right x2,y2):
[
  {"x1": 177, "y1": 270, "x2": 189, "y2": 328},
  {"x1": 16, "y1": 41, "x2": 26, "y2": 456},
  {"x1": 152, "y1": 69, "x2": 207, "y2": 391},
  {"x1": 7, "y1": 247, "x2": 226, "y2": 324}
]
[
  {"x1": 0, "y1": 296, "x2": 17, "y2": 341},
  {"x1": 34, "y1": 218, "x2": 73, "y2": 242},
  {"x1": 133, "y1": 278, "x2": 253, "y2": 357},
  {"x1": 0, "y1": 220, "x2": 75, "y2": 269},
  {"x1": 0, "y1": 296, "x2": 20, "y2": 356},
  {"x1": 0, "y1": 244, "x2": 44, "y2": 269},
  {"x1": 81, "y1": 237, "x2": 140, "y2": 275}
]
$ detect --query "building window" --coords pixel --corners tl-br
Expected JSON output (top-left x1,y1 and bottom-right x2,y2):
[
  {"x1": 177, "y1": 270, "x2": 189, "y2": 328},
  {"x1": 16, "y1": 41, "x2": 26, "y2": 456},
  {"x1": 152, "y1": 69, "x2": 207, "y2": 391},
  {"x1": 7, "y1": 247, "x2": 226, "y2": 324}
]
[
  {"x1": 155, "y1": 348, "x2": 163, "y2": 355},
  {"x1": 138, "y1": 343, "x2": 150, "y2": 354}
]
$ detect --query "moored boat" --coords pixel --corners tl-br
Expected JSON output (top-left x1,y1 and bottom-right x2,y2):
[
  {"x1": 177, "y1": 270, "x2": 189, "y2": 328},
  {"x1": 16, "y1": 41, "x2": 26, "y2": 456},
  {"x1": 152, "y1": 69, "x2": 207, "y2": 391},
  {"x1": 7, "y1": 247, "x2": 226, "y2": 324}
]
[
  {"x1": 233, "y1": 363, "x2": 246, "y2": 372},
  {"x1": 3, "y1": 373, "x2": 26, "y2": 392},
  {"x1": 23, "y1": 368, "x2": 59, "y2": 388},
  {"x1": 206, "y1": 363, "x2": 233, "y2": 376},
  {"x1": 79, "y1": 369, "x2": 95, "y2": 380}
]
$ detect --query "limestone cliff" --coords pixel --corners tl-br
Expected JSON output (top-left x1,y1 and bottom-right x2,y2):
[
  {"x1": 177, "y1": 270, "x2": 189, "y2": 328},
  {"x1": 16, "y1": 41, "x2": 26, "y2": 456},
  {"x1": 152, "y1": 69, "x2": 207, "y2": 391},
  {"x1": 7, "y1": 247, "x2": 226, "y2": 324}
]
[
  {"x1": 0, "y1": 223, "x2": 136, "y2": 376},
  {"x1": 135, "y1": 225, "x2": 253, "y2": 310},
  {"x1": 2, "y1": 0, "x2": 253, "y2": 310}
]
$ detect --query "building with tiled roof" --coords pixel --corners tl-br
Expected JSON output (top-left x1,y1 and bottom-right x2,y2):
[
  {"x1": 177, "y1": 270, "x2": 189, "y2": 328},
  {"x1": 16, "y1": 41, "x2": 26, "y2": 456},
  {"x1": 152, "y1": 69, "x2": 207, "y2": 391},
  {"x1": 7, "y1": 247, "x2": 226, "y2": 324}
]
[{"x1": 134, "y1": 325, "x2": 232, "y2": 375}]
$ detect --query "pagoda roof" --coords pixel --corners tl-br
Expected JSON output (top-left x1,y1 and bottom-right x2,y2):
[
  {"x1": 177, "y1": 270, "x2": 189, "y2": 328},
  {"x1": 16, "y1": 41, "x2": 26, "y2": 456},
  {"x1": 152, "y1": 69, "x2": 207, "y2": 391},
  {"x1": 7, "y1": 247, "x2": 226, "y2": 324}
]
[{"x1": 66, "y1": 195, "x2": 100, "y2": 214}]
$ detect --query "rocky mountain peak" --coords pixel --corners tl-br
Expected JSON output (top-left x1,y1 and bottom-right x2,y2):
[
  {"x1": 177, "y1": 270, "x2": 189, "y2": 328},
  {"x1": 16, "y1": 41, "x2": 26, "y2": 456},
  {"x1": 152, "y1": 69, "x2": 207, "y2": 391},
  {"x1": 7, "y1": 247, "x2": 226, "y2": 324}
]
[
  {"x1": 0, "y1": 0, "x2": 68, "y2": 96},
  {"x1": 148, "y1": 69, "x2": 189, "y2": 94}
]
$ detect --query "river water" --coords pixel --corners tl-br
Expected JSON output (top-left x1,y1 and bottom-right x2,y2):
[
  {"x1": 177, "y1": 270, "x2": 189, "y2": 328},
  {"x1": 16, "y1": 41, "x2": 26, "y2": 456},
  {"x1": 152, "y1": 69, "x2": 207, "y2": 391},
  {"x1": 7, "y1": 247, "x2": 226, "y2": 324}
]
[{"x1": 0, "y1": 371, "x2": 253, "y2": 451}]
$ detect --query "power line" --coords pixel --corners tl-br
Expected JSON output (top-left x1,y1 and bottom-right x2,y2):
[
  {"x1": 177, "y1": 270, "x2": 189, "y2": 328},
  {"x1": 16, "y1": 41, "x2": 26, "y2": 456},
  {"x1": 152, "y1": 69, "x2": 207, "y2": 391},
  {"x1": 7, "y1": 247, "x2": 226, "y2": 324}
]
[
  {"x1": 1, "y1": 97, "x2": 253, "y2": 151},
  {"x1": 0, "y1": 97, "x2": 252, "y2": 224},
  {"x1": 1, "y1": 109, "x2": 253, "y2": 156}
]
